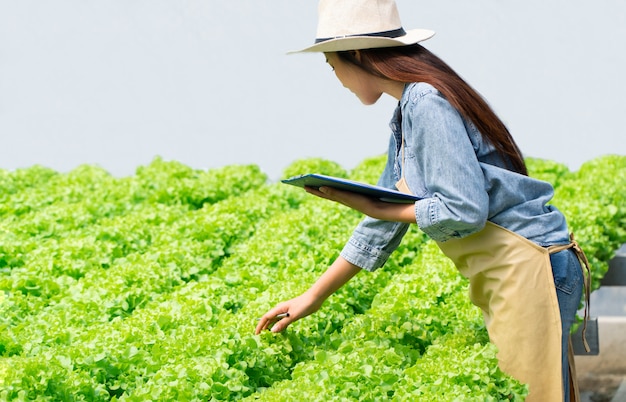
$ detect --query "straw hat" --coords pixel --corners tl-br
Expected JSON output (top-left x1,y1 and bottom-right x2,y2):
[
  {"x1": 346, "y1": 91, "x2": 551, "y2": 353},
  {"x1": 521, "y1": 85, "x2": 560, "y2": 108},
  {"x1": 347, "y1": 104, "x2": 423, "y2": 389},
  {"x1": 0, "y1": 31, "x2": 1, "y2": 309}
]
[{"x1": 290, "y1": 0, "x2": 435, "y2": 54}]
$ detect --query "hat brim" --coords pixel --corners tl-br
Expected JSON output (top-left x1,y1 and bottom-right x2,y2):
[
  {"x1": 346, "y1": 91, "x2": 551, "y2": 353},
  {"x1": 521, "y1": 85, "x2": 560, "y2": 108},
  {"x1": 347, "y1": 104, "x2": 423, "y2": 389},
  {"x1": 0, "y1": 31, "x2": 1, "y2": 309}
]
[{"x1": 288, "y1": 28, "x2": 435, "y2": 54}]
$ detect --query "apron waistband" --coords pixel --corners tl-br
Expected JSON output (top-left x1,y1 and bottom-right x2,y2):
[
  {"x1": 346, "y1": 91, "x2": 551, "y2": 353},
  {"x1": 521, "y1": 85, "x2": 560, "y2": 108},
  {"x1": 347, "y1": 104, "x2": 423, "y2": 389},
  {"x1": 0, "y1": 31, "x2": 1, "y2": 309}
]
[{"x1": 547, "y1": 233, "x2": 592, "y2": 353}]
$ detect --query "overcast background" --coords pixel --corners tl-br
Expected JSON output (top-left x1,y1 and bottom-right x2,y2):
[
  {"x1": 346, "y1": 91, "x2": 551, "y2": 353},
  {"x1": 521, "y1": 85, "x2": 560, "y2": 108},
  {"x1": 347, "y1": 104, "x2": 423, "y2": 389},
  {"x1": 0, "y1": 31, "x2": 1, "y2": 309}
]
[{"x1": 1, "y1": 0, "x2": 625, "y2": 181}]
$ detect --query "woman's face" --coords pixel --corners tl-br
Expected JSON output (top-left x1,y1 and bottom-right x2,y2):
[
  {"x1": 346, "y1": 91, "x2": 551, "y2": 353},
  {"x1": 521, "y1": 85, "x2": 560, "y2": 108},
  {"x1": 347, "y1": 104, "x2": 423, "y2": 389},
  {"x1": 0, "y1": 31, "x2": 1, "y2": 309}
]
[{"x1": 325, "y1": 52, "x2": 384, "y2": 105}]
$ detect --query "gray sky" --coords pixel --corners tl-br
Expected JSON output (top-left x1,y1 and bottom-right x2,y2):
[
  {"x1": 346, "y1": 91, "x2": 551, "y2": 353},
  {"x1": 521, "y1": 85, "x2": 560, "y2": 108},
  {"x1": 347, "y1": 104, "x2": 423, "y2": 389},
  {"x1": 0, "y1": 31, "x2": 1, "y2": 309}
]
[{"x1": 1, "y1": 0, "x2": 625, "y2": 180}]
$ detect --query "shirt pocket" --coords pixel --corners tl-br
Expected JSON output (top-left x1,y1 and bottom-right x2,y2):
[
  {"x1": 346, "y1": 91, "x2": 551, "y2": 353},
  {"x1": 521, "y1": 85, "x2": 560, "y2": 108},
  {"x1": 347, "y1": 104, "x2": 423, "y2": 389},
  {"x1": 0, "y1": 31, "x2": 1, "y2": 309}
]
[{"x1": 400, "y1": 148, "x2": 428, "y2": 198}]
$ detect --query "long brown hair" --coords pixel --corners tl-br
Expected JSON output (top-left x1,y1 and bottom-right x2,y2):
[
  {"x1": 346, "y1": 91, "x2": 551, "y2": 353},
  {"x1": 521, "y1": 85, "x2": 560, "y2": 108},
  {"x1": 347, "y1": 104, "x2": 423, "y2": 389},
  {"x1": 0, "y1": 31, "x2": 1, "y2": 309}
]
[{"x1": 337, "y1": 45, "x2": 528, "y2": 175}]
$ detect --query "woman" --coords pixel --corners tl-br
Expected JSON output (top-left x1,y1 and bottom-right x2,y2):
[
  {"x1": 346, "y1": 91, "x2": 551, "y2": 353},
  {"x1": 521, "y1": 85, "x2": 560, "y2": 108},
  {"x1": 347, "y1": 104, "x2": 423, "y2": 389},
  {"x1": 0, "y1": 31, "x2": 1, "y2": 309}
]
[{"x1": 255, "y1": 1, "x2": 589, "y2": 400}]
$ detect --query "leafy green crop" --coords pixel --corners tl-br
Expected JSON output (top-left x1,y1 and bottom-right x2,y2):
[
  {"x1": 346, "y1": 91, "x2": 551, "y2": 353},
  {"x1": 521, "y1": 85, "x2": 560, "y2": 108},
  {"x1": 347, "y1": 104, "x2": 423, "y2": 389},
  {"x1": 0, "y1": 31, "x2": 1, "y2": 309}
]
[{"x1": 0, "y1": 154, "x2": 624, "y2": 401}]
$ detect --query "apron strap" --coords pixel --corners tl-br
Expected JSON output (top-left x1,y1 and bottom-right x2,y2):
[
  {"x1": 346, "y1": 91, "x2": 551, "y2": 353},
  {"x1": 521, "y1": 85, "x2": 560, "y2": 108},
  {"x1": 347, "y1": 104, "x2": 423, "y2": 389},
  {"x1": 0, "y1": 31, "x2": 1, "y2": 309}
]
[
  {"x1": 395, "y1": 135, "x2": 414, "y2": 195},
  {"x1": 547, "y1": 233, "x2": 592, "y2": 353}
]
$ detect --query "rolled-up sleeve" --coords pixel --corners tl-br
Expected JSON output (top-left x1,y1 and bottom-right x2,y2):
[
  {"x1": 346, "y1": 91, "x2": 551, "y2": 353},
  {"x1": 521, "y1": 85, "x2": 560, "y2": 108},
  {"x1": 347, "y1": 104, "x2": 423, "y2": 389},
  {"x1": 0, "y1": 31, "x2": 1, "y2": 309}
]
[
  {"x1": 340, "y1": 217, "x2": 410, "y2": 272},
  {"x1": 340, "y1": 150, "x2": 410, "y2": 271}
]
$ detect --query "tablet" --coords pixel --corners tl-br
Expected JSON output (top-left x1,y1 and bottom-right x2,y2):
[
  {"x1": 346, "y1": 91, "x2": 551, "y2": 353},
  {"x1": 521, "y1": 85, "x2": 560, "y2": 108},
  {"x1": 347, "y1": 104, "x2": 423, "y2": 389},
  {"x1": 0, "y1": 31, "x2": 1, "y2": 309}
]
[{"x1": 281, "y1": 173, "x2": 421, "y2": 204}]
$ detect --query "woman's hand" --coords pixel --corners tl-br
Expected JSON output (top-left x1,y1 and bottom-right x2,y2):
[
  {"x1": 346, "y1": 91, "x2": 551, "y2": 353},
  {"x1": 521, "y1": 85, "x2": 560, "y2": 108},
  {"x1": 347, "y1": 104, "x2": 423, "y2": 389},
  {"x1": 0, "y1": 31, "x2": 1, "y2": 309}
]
[
  {"x1": 305, "y1": 186, "x2": 416, "y2": 224},
  {"x1": 254, "y1": 292, "x2": 323, "y2": 335},
  {"x1": 255, "y1": 257, "x2": 362, "y2": 335}
]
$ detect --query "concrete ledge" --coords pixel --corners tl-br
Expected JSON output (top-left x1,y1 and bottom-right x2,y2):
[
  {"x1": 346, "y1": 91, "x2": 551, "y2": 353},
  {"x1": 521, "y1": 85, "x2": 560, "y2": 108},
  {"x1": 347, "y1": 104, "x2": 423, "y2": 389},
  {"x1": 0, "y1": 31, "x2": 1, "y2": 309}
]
[
  {"x1": 577, "y1": 245, "x2": 626, "y2": 399},
  {"x1": 611, "y1": 379, "x2": 626, "y2": 402},
  {"x1": 572, "y1": 317, "x2": 599, "y2": 355},
  {"x1": 602, "y1": 244, "x2": 626, "y2": 286},
  {"x1": 576, "y1": 316, "x2": 626, "y2": 395}
]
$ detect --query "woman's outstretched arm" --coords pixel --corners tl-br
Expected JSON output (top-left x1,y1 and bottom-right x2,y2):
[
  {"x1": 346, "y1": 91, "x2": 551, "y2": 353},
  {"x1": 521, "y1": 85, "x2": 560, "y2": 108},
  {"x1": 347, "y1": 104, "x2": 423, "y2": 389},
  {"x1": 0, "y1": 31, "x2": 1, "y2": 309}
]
[{"x1": 254, "y1": 256, "x2": 361, "y2": 334}]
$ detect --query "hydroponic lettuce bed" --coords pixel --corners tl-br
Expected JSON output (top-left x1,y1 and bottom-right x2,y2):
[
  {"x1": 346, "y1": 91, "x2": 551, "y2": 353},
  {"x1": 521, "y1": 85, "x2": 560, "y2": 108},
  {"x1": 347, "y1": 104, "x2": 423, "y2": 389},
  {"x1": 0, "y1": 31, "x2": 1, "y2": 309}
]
[{"x1": 1, "y1": 155, "x2": 625, "y2": 401}]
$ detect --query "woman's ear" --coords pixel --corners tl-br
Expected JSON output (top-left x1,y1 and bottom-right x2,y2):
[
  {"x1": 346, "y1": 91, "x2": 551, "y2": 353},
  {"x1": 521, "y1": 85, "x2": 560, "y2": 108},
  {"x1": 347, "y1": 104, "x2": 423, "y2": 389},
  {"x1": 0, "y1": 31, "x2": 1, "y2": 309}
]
[{"x1": 353, "y1": 50, "x2": 362, "y2": 63}]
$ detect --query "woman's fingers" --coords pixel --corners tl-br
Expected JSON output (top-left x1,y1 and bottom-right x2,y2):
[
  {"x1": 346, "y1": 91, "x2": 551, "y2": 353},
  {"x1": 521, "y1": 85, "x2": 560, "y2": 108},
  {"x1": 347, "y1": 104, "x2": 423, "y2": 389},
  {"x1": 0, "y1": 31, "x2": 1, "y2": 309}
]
[
  {"x1": 255, "y1": 293, "x2": 321, "y2": 335},
  {"x1": 269, "y1": 316, "x2": 291, "y2": 333},
  {"x1": 255, "y1": 310, "x2": 291, "y2": 335}
]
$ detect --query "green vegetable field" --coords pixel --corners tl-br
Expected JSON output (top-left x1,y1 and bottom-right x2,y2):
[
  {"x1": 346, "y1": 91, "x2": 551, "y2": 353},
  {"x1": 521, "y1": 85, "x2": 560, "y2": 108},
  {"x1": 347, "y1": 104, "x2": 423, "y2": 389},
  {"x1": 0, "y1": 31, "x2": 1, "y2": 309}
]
[{"x1": 1, "y1": 154, "x2": 625, "y2": 401}]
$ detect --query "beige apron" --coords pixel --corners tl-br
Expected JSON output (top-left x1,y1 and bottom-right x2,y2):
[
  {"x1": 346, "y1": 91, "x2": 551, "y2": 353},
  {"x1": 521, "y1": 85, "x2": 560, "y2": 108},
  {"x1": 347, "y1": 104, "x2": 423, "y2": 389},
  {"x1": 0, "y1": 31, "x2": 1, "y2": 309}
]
[
  {"x1": 436, "y1": 222, "x2": 587, "y2": 401},
  {"x1": 395, "y1": 143, "x2": 590, "y2": 400}
]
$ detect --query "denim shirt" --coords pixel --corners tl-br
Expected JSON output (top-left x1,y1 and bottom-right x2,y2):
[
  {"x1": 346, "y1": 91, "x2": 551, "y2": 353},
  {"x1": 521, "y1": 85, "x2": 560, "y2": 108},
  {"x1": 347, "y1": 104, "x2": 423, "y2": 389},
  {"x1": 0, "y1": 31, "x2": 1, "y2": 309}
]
[{"x1": 340, "y1": 82, "x2": 570, "y2": 272}]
